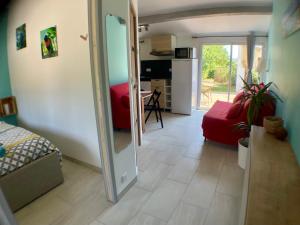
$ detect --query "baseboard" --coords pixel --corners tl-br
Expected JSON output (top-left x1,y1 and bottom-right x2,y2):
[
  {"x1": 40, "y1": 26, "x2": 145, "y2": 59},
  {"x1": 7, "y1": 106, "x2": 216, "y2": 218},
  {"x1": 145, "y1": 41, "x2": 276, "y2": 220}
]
[{"x1": 62, "y1": 154, "x2": 102, "y2": 174}]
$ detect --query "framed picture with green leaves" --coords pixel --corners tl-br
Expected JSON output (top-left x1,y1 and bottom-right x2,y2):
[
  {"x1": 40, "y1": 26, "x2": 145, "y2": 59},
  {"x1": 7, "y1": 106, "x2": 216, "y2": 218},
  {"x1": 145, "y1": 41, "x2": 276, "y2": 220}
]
[{"x1": 40, "y1": 26, "x2": 58, "y2": 59}]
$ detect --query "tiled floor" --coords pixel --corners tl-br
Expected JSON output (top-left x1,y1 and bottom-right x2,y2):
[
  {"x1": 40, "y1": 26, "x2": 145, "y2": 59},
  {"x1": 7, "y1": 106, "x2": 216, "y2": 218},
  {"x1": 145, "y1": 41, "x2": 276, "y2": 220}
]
[
  {"x1": 15, "y1": 110, "x2": 244, "y2": 225},
  {"x1": 93, "y1": 110, "x2": 244, "y2": 225},
  {"x1": 15, "y1": 160, "x2": 111, "y2": 225}
]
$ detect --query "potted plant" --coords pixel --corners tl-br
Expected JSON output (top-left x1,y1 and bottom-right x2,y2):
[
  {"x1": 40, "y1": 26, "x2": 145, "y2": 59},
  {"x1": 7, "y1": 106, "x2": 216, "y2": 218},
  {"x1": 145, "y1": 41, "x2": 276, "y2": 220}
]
[{"x1": 236, "y1": 78, "x2": 281, "y2": 169}]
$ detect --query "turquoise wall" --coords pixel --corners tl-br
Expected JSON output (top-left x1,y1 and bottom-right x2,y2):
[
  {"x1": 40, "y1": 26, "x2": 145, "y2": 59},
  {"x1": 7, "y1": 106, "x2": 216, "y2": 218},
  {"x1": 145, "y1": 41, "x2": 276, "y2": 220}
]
[
  {"x1": 106, "y1": 15, "x2": 129, "y2": 86},
  {"x1": 267, "y1": 0, "x2": 300, "y2": 163},
  {"x1": 0, "y1": 9, "x2": 17, "y2": 125}
]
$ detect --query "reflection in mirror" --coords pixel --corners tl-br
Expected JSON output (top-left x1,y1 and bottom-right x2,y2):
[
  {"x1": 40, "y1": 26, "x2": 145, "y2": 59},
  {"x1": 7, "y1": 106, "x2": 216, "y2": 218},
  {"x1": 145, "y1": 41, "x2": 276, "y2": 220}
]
[{"x1": 106, "y1": 15, "x2": 132, "y2": 153}]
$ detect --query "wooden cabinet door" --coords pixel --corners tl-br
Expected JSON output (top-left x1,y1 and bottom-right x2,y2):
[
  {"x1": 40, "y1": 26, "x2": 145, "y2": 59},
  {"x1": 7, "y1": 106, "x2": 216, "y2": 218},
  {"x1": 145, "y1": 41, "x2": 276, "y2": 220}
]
[{"x1": 151, "y1": 35, "x2": 172, "y2": 52}]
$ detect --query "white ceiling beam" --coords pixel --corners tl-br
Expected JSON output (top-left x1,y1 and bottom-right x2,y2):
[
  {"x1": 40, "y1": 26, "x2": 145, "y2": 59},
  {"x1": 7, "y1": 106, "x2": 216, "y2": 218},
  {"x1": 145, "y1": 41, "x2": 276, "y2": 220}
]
[{"x1": 139, "y1": 5, "x2": 273, "y2": 24}]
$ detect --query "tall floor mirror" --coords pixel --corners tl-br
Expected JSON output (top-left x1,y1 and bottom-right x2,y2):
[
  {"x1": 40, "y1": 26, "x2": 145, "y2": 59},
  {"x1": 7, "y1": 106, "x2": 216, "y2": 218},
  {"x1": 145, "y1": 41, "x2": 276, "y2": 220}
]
[{"x1": 106, "y1": 15, "x2": 132, "y2": 153}]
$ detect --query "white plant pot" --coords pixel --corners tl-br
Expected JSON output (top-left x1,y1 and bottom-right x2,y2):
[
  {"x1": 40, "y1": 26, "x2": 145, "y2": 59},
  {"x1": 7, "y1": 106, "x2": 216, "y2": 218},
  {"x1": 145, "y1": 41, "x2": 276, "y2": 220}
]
[{"x1": 238, "y1": 138, "x2": 249, "y2": 170}]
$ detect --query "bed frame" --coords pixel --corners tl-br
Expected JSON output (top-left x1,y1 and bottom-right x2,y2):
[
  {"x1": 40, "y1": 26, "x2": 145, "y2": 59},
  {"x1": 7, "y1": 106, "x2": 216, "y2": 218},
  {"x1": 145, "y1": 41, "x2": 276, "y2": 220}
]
[{"x1": 0, "y1": 152, "x2": 64, "y2": 212}]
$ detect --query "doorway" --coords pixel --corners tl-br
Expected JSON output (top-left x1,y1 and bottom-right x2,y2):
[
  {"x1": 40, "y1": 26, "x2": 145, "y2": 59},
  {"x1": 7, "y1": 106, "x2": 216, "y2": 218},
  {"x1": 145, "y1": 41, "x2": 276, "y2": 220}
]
[
  {"x1": 199, "y1": 43, "x2": 264, "y2": 110},
  {"x1": 200, "y1": 44, "x2": 243, "y2": 109}
]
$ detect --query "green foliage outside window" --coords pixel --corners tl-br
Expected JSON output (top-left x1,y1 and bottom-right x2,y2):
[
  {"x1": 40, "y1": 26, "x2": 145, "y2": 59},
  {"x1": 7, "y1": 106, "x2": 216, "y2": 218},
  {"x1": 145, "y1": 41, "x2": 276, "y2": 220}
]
[{"x1": 202, "y1": 45, "x2": 238, "y2": 92}]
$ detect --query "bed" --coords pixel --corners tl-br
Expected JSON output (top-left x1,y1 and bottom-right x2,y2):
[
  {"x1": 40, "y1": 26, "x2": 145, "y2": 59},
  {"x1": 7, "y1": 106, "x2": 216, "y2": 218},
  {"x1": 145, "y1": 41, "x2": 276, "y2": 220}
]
[{"x1": 0, "y1": 122, "x2": 64, "y2": 212}]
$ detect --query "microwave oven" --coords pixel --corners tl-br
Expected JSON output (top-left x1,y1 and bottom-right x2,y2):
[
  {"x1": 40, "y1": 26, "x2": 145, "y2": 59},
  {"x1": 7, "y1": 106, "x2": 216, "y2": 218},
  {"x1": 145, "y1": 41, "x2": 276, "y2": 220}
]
[{"x1": 175, "y1": 48, "x2": 197, "y2": 59}]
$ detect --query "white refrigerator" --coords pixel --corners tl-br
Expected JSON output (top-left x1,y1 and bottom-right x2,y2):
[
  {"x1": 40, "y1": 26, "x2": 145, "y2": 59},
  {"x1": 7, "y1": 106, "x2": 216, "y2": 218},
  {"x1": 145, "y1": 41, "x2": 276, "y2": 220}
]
[{"x1": 171, "y1": 59, "x2": 198, "y2": 115}]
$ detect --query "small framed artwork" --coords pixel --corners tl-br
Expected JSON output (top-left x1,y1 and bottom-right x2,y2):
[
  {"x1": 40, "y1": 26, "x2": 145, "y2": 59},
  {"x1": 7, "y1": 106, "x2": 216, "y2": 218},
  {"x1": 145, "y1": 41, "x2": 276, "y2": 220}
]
[
  {"x1": 282, "y1": 0, "x2": 300, "y2": 37},
  {"x1": 40, "y1": 26, "x2": 58, "y2": 59},
  {"x1": 16, "y1": 24, "x2": 26, "y2": 50}
]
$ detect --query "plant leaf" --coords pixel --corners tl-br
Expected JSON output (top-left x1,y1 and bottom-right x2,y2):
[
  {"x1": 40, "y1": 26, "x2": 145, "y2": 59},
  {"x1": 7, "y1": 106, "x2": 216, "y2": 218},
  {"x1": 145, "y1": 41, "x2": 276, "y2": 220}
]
[{"x1": 269, "y1": 90, "x2": 283, "y2": 102}]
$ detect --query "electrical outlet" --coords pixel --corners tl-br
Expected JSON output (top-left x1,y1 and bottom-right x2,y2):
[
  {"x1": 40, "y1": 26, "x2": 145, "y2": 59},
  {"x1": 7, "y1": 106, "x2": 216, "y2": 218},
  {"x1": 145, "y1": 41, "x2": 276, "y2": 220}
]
[{"x1": 121, "y1": 172, "x2": 128, "y2": 184}]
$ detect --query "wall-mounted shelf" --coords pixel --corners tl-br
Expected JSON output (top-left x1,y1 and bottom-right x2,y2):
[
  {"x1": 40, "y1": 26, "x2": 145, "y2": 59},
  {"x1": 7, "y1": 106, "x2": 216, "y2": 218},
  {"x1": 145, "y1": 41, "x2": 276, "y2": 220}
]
[{"x1": 0, "y1": 96, "x2": 18, "y2": 118}]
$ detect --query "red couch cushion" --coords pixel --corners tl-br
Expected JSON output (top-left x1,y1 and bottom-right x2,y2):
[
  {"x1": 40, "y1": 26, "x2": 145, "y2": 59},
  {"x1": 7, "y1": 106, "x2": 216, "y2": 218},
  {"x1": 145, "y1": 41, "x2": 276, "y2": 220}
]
[
  {"x1": 226, "y1": 101, "x2": 243, "y2": 119},
  {"x1": 110, "y1": 83, "x2": 131, "y2": 129},
  {"x1": 240, "y1": 99, "x2": 251, "y2": 122},
  {"x1": 202, "y1": 101, "x2": 246, "y2": 145},
  {"x1": 121, "y1": 94, "x2": 130, "y2": 108},
  {"x1": 202, "y1": 88, "x2": 276, "y2": 146},
  {"x1": 204, "y1": 101, "x2": 231, "y2": 122}
]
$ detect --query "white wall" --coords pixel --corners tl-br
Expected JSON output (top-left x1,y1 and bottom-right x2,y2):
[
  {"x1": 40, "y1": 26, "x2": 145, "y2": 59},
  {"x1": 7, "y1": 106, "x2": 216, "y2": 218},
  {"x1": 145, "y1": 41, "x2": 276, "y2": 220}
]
[{"x1": 7, "y1": 0, "x2": 101, "y2": 167}]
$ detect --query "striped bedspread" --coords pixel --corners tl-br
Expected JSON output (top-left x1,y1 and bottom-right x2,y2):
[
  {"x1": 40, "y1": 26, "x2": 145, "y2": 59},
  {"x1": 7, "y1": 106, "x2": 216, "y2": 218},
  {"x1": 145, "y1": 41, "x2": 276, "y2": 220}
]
[{"x1": 0, "y1": 122, "x2": 61, "y2": 177}]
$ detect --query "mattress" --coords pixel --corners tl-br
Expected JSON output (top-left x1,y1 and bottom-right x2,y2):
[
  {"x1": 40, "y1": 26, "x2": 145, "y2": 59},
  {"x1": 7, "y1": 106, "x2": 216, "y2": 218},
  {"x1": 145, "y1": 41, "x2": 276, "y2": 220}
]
[{"x1": 0, "y1": 122, "x2": 61, "y2": 177}]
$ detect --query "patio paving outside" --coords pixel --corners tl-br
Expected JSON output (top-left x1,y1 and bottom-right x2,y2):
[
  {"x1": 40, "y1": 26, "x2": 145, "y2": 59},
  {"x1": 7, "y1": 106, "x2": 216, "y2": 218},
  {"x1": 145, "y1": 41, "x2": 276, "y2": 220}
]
[{"x1": 199, "y1": 92, "x2": 236, "y2": 110}]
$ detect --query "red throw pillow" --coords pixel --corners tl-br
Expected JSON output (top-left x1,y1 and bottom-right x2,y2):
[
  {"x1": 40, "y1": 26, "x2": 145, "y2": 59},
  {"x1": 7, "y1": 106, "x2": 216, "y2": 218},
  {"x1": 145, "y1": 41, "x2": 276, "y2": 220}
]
[
  {"x1": 240, "y1": 99, "x2": 251, "y2": 121},
  {"x1": 226, "y1": 100, "x2": 244, "y2": 119},
  {"x1": 121, "y1": 95, "x2": 130, "y2": 108},
  {"x1": 259, "y1": 82, "x2": 265, "y2": 88},
  {"x1": 233, "y1": 91, "x2": 244, "y2": 103}
]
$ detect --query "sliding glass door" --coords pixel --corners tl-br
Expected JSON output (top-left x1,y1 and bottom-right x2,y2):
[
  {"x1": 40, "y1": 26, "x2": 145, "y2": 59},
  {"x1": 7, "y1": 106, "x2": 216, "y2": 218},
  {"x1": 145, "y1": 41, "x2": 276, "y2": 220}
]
[
  {"x1": 200, "y1": 44, "x2": 240, "y2": 109},
  {"x1": 199, "y1": 44, "x2": 264, "y2": 110}
]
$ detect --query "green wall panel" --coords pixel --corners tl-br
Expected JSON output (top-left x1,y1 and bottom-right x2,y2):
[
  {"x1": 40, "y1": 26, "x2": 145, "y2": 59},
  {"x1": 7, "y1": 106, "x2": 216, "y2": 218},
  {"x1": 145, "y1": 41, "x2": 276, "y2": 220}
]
[
  {"x1": 0, "y1": 9, "x2": 17, "y2": 125},
  {"x1": 267, "y1": 0, "x2": 300, "y2": 163}
]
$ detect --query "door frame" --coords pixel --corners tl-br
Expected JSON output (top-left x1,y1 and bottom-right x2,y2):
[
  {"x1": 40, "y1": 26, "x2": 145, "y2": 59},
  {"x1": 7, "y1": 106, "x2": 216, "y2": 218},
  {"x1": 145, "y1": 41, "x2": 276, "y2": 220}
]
[
  {"x1": 87, "y1": 0, "x2": 140, "y2": 203},
  {"x1": 88, "y1": 0, "x2": 118, "y2": 203},
  {"x1": 194, "y1": 36, "x2": 268, "y2": 109},
  {"x1": 129, "y1": 3, "x2": 142, "y2": 146}
]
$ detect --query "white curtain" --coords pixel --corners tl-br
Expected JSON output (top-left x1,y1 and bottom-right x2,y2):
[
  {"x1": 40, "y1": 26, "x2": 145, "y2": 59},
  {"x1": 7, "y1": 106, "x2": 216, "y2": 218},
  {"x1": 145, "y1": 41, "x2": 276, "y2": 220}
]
[{"x1": 246, "y1": 32, "x2": 256, "y2": 84}]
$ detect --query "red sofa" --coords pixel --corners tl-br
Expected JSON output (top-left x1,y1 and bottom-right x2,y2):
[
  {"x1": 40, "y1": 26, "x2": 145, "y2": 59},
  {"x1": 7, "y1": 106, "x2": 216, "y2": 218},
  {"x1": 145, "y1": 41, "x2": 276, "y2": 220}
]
[
  {"x1": 110, "y1": 82, "x2": 131, "y2": 129},
  {"x1": 202, "y1": 92, "x2": 275, "y2": 146}
]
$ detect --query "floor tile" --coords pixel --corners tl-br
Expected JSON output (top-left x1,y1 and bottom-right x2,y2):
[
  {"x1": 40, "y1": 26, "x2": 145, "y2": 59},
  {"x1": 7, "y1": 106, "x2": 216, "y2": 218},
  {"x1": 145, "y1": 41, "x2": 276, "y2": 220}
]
[
  {"x1": 156, "y1": 135, "x2": 189, "y2": 147},
  {"x1": 98, "y1": 186, "x2": 151, "y2": 225},
  {"x1": 89, "y1": 221, "x2": 105, "y2": 225},
  {"x1": 142, "y1": 179, "x2": 187, "y2": 221},
  {"x1": 224, "y1": 149, "x2": 239, "y2": 166},
  {"x1": 56, "y1": 171, "x2": 105, "y2": 204},
  {"x1": 15, "y1": 195, "x2": 71, "y2": 225},
  {"x1": 167, "y1": 157, "x2": 200, "y2": 184},
  {"x1": 137, "y1": 161, "x2": 172, "y2": 191},
  {"x1": 184, "y1": 141, "x2": 205, "y2": 160},
  {"x1": 16, "y1": 111, "x2": 243, "y2": 225},
  {"x1": 182, "y1": 172, "x2": 217, "y2": 209},
  {"x1": 204, "y1": 193, "x2": 240, "y2": 225},
  {"x1": 51, "y1": 191, "x2": 110, "y2": 225},
  {"x1": 147, "y1": 142, "x2": 186, "y2": 153},
  {"x1": 154, "y1": 146, "x2": 186, "y2": 165},
  {"x1": 137, "y1": 148, "x2": 159, "y2": 172},
  {"x1": 128, "y1": 213, "x2": 167, "y2": 225},
  {"x1": 167, "y1": 202, "x2": 207, "y2": 225},
  {"x1": 15, "y1": 159, "x2": 108, "y2": 225},
  {"x1": 197, "y1": 157, "x2": 224, "y2": 179},
  {"x1": 200, "y1": 143, "x2": 228, "y2": 162},
  {"x1": 216, "y1": 164, "x2": 244, "y2": 197}
]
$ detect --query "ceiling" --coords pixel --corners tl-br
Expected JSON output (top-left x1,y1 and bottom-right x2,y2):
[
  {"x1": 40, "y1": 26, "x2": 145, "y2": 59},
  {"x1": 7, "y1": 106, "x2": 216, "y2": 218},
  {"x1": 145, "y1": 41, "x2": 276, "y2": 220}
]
[
  {"x1": 139, "y1": 15, "x2": 271, "y2": 38},
  {"x1": 138, "y1": 0, "x2": 273, "y2": 17},
  {"x1": 138, "y1": 0, "x2": 272, "y2": 37}
]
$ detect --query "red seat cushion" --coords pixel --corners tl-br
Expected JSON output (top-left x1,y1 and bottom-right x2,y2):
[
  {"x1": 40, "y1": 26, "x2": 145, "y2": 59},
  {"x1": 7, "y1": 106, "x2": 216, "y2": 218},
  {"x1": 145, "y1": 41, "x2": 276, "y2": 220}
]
[
  {"x1": 110, "y1": 83, "x2": 131, "y2": 129},
  {"x1": 226, "y1": 100, "x2": 243, "y2": 119},
  {"x1": 202, "y1": 101, "x2": 246, "y2": 145},
  {"x1": 204, "y1": 101, "x2": 232, "y2": 121},
  {"x1": 121, "y1": 94, "x2": 130, "y2": 108}
]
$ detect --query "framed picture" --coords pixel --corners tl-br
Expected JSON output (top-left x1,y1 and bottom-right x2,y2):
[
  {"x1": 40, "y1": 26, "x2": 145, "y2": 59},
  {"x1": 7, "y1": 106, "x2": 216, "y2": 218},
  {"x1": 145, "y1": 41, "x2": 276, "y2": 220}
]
[
  {"x1": 16, "y1": 24, "x2": 26, "y2": 50},
  {"x1": 40, "y1": 26, "x2": 58, "y2": 59},
  {"x1": 282, "y1": 0, "x2": 300, "y2": 37}
]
